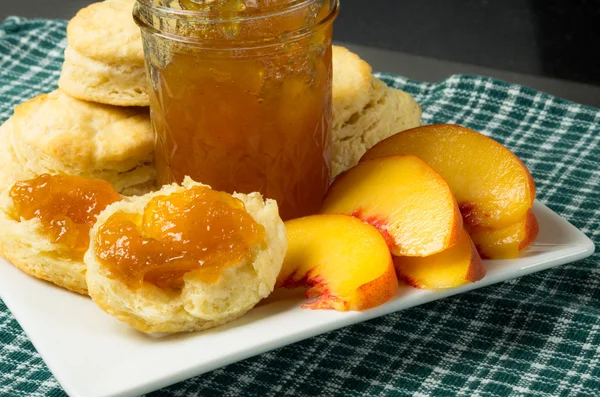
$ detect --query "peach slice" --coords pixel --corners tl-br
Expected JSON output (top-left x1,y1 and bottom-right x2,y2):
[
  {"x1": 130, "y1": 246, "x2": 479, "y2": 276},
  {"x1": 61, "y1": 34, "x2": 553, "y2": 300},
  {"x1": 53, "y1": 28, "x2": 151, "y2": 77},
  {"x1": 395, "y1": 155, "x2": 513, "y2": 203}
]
[
  {"x1": 320, "y1": 155, "x2": 462, "y2": 257},
  {"x1": 469, "y1": 209, "x2": 539, "y2": 259},
  {"x1": 276, "y1": 214, "x2": 397, "y2": 311},
  {"x1": 361, "y1": 124, "x2": 536, "y2": 229},
  {"x1": 393, "y1": 228, "x2": 486, "y2": 289}
]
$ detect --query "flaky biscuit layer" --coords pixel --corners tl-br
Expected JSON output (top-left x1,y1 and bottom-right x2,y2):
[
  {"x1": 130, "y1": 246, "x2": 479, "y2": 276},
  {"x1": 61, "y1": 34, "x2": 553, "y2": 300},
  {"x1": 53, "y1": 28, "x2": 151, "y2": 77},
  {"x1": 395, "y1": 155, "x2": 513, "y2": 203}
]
[{"x1": 59, "y1": 46, "x2": 149, "y2": 107}]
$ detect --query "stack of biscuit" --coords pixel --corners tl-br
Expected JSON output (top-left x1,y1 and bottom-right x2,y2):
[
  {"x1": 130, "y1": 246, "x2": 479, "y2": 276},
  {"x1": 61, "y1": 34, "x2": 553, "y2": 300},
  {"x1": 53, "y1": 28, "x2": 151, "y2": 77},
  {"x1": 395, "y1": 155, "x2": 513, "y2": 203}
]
[
  {"x1": 0, "y1": 0, "x2": 154, "y2": 296},
  {"x1": 0, "y1": 0, "x2": 421, "y2": 330},
  {"x1": 0, "y1": 0, "x2": 154, "y2": 194}
]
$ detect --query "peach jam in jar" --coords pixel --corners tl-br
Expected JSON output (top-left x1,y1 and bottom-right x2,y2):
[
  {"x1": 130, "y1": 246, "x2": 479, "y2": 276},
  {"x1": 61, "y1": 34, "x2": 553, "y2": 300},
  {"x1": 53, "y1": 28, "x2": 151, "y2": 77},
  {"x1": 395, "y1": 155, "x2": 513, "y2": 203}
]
[{"x1": 134, "y1": 0, "x2": 339, "y2": 220}]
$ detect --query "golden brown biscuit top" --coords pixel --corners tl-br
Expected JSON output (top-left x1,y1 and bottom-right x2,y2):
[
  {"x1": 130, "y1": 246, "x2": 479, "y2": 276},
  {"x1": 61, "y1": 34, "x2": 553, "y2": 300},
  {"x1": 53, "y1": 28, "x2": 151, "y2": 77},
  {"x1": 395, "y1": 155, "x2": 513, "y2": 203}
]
[
  {"x1": 67, "y1": 0, "x2": 143, "y2": 65},
  {"x1": 12, "y1": 90, "x2": 153, "y2": 173},
  {"x1": 332, "y1": 46, "x2": 373, "y2": 110}
]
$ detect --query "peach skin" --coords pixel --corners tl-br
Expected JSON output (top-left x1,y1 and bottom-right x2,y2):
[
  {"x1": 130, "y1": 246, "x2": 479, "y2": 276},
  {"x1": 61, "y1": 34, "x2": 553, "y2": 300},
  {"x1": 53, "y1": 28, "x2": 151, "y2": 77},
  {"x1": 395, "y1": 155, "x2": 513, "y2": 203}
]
[
  {"x1": 361, "y1": 124, "x2": 536, "y2": 229},
  {"x1": 393, "y1": 228, "x2": 486, "y2": 289},
  {"x1": 469, "y1": 209, "x2": 539, "y2": 259},
  {"x1": 276, "y1": 214, "x2": 398, "y2": 311},
  {"x1": 320, "y1": 155, "x2": 462, "y2": 257}
]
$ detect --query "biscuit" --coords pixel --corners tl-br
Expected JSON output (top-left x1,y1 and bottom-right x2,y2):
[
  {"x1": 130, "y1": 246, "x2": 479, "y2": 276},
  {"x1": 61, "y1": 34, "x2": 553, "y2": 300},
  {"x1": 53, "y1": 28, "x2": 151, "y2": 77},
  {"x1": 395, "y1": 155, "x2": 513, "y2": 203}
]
[
  {"x1": 0, "y1": 187, "x2": 90, "y2": 295},
  {"x1": 85, "y1": 177, "x2": 287, "y2": 333},
  {"x1": 1, "y1": 89, "x2": 155, "y2": 194},
  {"x1": 331, "y1": 46, "x2": 422, "y2": 176},
  {"x1": 0, "y1": 174, "x2": 125, "y2": 295},
  {"x1": 0, "y1": 119, "x2": 34, "y2": 191},
  {"x1": 59, "y1": 46, "x2": 148, "y2": 107},
  {"x1": 0, "y1": 122, "x2": 89, "y2": 294},
  {"x1": 332, "y1": 46, "x2": 375, "y2": 131},
  {"x1": 58, "y1": 0, "x2": 149, "y2": 106}
]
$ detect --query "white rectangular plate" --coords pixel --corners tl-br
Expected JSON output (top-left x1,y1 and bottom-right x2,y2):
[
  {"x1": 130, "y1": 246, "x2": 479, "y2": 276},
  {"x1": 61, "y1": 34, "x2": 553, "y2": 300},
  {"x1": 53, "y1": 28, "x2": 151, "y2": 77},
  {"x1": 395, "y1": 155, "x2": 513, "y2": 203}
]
[{"x1": 0, "y1": 200, "x2": 595, "y2": 397}]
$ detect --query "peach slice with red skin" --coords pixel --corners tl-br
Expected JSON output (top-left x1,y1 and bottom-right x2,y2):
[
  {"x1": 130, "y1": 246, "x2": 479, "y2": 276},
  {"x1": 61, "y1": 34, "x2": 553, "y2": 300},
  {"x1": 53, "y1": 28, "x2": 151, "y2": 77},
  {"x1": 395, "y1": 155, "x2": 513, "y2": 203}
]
[
  {"x1": 276, "y1": 214, "x2": 398, "y2": 311},
  {"x1": 361, "y1": 124, "x2": 536, "y2": 230},
  {"x1": 320, "y1": 155, "x2": 463, "y2": 257},
  {"x1": 394, "y1": 228, "x2": 486, "y2": 289},
  {"x1": 468, "y1": 209, "x2": 539, "y2": 259}
]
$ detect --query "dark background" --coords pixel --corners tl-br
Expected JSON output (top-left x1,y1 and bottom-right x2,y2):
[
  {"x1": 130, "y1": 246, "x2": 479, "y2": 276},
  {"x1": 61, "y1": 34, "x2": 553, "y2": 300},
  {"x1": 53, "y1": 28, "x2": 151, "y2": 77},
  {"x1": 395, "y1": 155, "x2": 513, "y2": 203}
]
[
  {"x1": 2, "y1": 0, "x2": 599, "y2": 105},
  {"x1": 336, "y1": 0, "x2": 600, "y2": 86}
]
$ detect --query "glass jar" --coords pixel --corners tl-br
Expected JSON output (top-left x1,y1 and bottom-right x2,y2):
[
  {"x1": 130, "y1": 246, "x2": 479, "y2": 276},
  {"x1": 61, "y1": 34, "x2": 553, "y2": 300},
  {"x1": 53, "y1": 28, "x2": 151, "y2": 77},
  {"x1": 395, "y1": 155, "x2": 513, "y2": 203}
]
[{"x1": 134, "y1": 0, "x2": 339, "y2": 220}]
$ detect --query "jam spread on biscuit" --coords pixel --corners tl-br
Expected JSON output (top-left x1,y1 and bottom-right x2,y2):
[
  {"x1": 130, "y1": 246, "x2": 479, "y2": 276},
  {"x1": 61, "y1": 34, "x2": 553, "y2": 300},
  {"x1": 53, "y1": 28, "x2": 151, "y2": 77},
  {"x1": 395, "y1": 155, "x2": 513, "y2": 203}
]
[
  {"x1": 9, "y1": 174, "x2": 121, "y2": 258},
  {"x1": 144, "y1": 0, "x2": 335, "y2": 220},
  {"x1": 95, "y1": 186, "x2": 266, "y2": 289}
]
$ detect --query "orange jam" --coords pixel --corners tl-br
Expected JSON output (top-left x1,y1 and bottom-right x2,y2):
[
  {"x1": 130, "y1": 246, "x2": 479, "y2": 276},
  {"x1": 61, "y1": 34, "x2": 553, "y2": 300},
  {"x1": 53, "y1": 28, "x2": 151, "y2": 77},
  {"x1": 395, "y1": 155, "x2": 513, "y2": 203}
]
[
  {"x1": 9, "y1": 174, "x2": 121, "y2": 258},
  {"x1": 94, "y1": 186, "x2": 266, "y2": 290},
  {"x1": 135, "y1": 0, "x2": 339, "y2": 220}
]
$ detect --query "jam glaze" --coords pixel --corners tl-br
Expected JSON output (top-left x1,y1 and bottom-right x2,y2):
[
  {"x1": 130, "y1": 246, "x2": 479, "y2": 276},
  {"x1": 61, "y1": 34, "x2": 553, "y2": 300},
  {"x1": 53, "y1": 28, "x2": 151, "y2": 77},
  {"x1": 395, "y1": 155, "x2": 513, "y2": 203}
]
[
  {"x1": 95, "y1": 186, "x2": 267, "y2": 290},
  {"x1": 9, "y1": 174, "x2": 122, "y2": 259}
]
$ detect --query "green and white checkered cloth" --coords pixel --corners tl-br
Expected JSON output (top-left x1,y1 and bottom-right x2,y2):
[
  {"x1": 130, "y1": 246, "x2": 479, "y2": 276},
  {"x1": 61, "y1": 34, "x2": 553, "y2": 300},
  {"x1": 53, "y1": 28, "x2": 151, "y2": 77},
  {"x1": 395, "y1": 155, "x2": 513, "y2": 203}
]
[{"x1": 1, "y1": 16, "x2": 599, "y2": 397}]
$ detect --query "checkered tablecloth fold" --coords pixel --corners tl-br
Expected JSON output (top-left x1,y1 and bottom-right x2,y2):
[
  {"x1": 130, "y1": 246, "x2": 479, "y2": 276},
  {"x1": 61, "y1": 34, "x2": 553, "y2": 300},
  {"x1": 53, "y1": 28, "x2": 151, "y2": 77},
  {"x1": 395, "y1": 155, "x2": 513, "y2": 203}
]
[{"x1": 1, "y1": 16, "x2": 599, "y2": 397}]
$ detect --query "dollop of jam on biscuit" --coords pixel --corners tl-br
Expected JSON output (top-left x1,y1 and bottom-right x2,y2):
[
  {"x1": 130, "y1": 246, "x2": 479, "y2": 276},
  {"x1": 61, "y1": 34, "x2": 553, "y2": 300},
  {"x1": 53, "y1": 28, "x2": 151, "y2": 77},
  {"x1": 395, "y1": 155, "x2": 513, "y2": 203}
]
[
  {"x1": 95, "y1": 186, "x2": 266, "y2": 289},
  {"x1": 10, "y1": 174, "x2": 121, "y2": 259}
]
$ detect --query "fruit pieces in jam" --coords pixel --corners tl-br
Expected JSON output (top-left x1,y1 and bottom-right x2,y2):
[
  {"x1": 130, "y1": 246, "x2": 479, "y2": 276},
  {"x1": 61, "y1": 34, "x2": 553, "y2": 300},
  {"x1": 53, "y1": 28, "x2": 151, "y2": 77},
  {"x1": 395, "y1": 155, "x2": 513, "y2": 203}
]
[
  {"x1": 9, "y1": 174, "x2": 121, "y2": 258},
  {"x1": 95, "y1": 186, "x2": 266, "y2": 290},
  {"x1": 149, "y1": 0, "x2": 335, "y2": 221}
]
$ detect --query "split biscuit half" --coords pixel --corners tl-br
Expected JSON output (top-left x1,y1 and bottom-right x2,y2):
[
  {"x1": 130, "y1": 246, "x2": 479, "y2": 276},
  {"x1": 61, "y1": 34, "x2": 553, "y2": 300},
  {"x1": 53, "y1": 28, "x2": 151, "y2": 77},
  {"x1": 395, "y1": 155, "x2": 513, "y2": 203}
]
[{"x1": 85, "y1": 178, "x2": 287, "y2": 333}]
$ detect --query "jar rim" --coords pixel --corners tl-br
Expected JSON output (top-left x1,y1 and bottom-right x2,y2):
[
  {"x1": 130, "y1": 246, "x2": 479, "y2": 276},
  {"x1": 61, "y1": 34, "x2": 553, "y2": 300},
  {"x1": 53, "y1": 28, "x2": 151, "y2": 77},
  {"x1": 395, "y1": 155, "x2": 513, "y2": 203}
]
[
  {"x1": 135, "y1": 0, "x2": 332, "y2": 23},
  {"x1": 133, "y1": 0, "x2": 339, "y2": 49}
]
